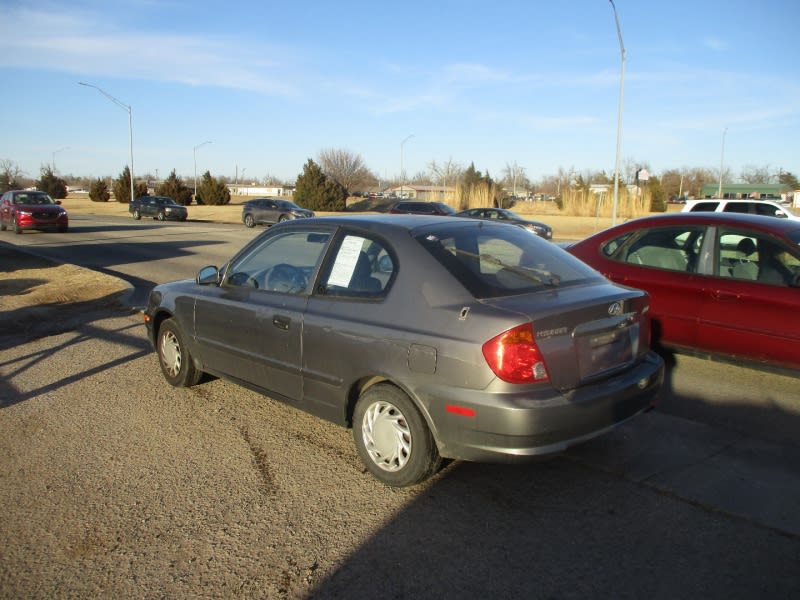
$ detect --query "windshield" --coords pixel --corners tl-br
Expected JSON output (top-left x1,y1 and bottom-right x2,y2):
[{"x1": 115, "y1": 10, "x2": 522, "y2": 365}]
[
  {"x1": 415, "y1": 221, "x2": 601, "y2": 298},
  {"x1": 15, "y1": 193, "x2": 54, "y2": 205}
]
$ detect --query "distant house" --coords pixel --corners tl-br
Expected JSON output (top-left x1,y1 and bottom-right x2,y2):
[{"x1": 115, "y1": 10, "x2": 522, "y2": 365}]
[
  {"x1": 384, "y1": 185, "x2": 456, "y2": 202},
  {"x1": 227, "y1": 185, "x2": 294, "y2": 197},
  {"x1": 700, "y1": 183, "x2": 789, "y2": 200}
]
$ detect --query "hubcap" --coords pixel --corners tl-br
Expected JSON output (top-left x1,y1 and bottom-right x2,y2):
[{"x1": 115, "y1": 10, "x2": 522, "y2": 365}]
[
  {"x1": 362, "y1": 401, "x2": 411, "y2": 472},
  {"x1": 160, "y1": 330, "x2": 182, "y2": 377}
]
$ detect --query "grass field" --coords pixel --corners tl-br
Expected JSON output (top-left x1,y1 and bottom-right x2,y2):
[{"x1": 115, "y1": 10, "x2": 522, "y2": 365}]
[{"x1": 61, "y1": 193, "x2": 682, "y2": 241}]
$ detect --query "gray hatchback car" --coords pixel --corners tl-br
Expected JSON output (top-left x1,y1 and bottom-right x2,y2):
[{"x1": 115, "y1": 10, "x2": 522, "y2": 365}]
[{"x1": 144, "y1": 215, "x2": 663, "y2": 486}]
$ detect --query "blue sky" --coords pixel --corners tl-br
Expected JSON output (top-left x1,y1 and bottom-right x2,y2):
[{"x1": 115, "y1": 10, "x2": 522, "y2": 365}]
[{"x1": 1, "y1": 0, "x2": 798, "y2": 186}]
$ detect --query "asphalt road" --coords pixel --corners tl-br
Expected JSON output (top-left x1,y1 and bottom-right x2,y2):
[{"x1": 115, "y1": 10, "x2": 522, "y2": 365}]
[
  {"x1": 9, "y1": 213, "x2": 800, "y2": 446},
  {"x1": 2, "y1": 214, "x2": 799, "y2": 598}
]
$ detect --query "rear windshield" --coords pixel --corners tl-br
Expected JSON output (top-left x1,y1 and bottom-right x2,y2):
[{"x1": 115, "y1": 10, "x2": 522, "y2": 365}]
[{"x1": 415, "y1": 221, "x2": 601, "y2": 298}]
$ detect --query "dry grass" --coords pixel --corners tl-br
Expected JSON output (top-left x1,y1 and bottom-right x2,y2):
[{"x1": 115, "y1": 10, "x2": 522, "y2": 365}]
[{"x1": 61, "y1": 192, "x2": 679, "y2": 240}]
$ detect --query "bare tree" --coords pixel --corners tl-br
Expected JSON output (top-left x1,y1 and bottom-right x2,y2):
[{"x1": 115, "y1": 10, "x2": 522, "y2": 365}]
[
  {"x1": 501, "y1": 161, "x2": 529, "y2": 197},
  {"x1": 739, "y1": 164, "x2": 774, "y2": 184},
  {"x1": 0, "y1": 159, "x2": 23, "y2": 193},
  {"x1": 427, "y1": 158, "x2": 463, "y2": 189},
  {"x1": 318, "y1": 148, "x2": 373, "y2": 194}
]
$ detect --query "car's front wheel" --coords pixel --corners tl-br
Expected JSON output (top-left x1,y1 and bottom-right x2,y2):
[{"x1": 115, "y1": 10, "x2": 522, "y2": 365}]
[
  {"x1": 157, "y1": 318, "x2": 202, "y2": 387},
  {"x1": 13, "y1": 218, "x2": 22, "y2": 234},
  {"x1": 244, "y1": 214, "x2": 255, "y2": 228},
  {"x1": 353, "y1": 384, "x2": 442, "y2": 487},
  {"x1": 157, "y1": 211, "x2": 166, "y2": 221},
  {"x1": 132, "y1": 209, "x2": 141, "y2": 220}
]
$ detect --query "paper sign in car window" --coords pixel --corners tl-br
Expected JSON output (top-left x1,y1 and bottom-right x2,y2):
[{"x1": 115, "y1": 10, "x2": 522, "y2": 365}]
[{"x1": 327, "y1": 235, "x2": 365, "y2": 287}]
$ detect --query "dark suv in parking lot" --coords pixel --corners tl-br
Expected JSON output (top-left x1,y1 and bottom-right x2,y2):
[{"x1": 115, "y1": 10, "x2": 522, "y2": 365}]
[{"x1": 388, "y1": 201, "x2": 455, "y2": 216}]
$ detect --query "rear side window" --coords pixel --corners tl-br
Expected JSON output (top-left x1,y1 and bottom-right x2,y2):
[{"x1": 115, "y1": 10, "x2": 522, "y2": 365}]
[
  {"x1": 690, "y1": 202, "x2": 720, "y2": 212},
  {"x1": 722, "y1": 202, "x2": 751, "y2": 215},
  {"x1": 415, "y1": 222, "x2": 599, "y2": 298},
  {"x1": 319, "y1": 234, "x2": 394, "y2": 298},
  {"x1": 606, "y1": 226, "x2": 705, "y2": 273}
]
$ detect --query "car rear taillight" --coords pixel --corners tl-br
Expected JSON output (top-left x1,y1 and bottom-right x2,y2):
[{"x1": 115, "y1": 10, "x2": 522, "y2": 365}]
[{"x1": 482, "y1": 323, "x2": 549, "y2": 384}]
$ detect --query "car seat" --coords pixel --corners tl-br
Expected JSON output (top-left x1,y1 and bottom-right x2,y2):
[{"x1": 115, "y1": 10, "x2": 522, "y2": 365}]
[{"x1": 731, "y1": 238, "x2": 758, "y2": 280}]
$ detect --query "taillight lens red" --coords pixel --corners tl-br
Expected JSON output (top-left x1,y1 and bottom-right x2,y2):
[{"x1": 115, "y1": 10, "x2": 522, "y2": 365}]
[{"x1": 482, "y1": 323, "x2": 549, "y2": 384}]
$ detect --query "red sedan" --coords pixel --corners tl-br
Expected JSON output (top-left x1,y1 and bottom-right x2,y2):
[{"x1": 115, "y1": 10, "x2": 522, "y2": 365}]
[{"x1": 567, "y1": 212, "x2": 800, "y2": 373}]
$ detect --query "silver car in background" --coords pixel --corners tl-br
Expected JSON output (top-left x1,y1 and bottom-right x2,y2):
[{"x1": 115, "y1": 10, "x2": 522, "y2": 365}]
[{"x1": 144, "y1": 215, "x2": 663, "y2": 486}]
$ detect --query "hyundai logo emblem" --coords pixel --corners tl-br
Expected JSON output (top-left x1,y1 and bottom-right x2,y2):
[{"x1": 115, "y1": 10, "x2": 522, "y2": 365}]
[{"x1": 608, "y1": 301, "x2": 623, "y2": 316}]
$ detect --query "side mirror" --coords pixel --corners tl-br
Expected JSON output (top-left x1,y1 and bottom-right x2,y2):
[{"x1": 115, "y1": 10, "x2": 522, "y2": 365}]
[{"x1": 196, "y1": 265, "x2": 220, "y2": 285}]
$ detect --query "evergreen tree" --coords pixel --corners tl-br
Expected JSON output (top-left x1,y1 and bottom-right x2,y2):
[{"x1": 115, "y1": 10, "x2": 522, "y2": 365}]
[
  {"x1": 89, "y1": 178, "x2": 111, "y2": 202},
  {"x1": 157, "y1": 170, "x2": 193, "y2": 206},
  {"x1": 294, "y1": 159, "x2": 346, "y2": 211},
  {"x1": 196, "y1": 171, "x2": 231, "y2": 206},
  {"x1": 37, "y1": 166, "x2": 68, "y2": 199},
  {"x1": 113, "y1": 166, "x2": 147, "y2": 203}
]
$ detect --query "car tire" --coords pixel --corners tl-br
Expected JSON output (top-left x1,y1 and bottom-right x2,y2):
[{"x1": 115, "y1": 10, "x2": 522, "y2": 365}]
[
  {"x1": 157, "y1": 211, "x2": 166, "y2": 221},
  {"x1": 58, "y1": 225, "x2": 68, "y2": 233},
  {"x1": 244, "y1": 214, "x2": 255, "y2": 228},
  {"x1": 278, "y1": 215, "x2": 288, "y2": 223},
  {"x1": 353, "y1": 384, "x2": 442, "y2": 487},
  {"x1": 14, "y1": 219, "x2": 22, "y2": 234},
  {"x1": 157, "y1": 318, "x2": 202, "y2": 387},
  {"x1": 0, "y1": 222, "x2": 6, "y2": 231},
  {"x1": 132, "y1": 209, "x2": 141, "y2": 220}
]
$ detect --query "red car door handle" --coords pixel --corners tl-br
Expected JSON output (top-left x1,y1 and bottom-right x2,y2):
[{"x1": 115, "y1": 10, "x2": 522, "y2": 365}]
[{"x1": 709, "y1": 290, "x2": 741, "y2": 301}]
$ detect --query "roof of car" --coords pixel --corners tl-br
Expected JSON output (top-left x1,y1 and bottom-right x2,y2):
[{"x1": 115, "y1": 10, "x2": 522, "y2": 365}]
[
  {"x1": 279, "y1": 213, "x2": 469, "y2": 231},
  {"x1": 605, "y1": 211, "x2": 800, "y2": 234}
]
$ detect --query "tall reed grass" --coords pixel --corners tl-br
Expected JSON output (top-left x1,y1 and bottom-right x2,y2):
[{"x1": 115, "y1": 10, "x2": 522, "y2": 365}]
[
  {"x1": 454, "y1": 183, "x2": 651, "y2": 219},
  {"x1": 559, "y1": 187, "x2": 650, "y2": 219}
]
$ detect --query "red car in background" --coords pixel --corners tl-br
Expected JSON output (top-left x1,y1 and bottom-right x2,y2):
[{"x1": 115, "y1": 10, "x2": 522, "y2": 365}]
[
  {"x1": 0, "y1": 190, "x2": 69, "y2": 233},
  {"x1": 566, "y1": 212, "x2": 800, "y2": 374}
]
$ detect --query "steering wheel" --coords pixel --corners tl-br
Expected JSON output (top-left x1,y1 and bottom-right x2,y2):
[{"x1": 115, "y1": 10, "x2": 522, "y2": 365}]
[
  {"x1": 266, "y1": 263, "x2": 306, "y2": 293},
  {"x1": 227, "y1": 271, "x2": 259, "y2": 288}
]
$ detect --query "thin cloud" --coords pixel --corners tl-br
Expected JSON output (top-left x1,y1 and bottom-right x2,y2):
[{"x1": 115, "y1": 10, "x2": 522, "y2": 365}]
[{"x1": 0, "y1": 6, "x2": 301, "y2": 96}]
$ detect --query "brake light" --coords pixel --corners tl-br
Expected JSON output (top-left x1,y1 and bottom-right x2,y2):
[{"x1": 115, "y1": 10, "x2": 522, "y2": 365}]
[{"x1": 482, "y1": 323, "x2": 549, "y2": 383}]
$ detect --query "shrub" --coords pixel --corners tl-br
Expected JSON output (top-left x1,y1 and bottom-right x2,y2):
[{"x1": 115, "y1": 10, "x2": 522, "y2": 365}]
[
  {"x1": 195, "y1": 171, "x2": 231, "y2": 205},
  {"x1": 89, "y1": 178, "x2": 110, "y2": 202},
  {"x1": 37, "y1": 166, "x2": 67, "y2": 199},
  {"x1": 113, "y1": 166, "x2": 147, "y2": 203},
  {"x1": 157, "y1": 170, "x2": 193, "y2": 206},
  {"x1": 294, "y1": 159, "x2": 346, "y2": 211}
]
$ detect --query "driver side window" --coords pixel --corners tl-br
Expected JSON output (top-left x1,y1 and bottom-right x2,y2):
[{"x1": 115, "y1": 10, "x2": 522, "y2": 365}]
[{"x1": 225, "y1": 230, "x2": 329, "y2": 293}]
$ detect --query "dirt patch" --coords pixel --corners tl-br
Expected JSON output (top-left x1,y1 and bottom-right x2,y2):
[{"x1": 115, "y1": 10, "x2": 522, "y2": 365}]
[{"x1": 0, "y1": 248, "x2": 129, "y2": 309}]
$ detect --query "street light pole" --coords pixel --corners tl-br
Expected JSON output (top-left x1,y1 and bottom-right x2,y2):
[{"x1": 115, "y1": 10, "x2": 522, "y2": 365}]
[
  {"x1": 79, "y1": 82, "x2": 134, "y2": 203},
  {"x1": 609, "y1": 0, "x2": 626, "y2": 226},
  {"x1": 718, "y1": 127, "x2": 728, "y2": 198},
  {"x1": 400, "y1": 134, "x2": 414, "y2": 197},
  {"x1": 193, "y1": 141, "x2": 212, "y2": 201}
]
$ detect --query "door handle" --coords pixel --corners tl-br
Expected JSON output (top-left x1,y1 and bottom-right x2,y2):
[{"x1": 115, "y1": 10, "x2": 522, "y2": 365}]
[
  {"x1": 272, "y1": 315, "x2": 291, "y2": 330},
  {"x1": 709, "y1": 289, "x2": 741, "y2": 301}
]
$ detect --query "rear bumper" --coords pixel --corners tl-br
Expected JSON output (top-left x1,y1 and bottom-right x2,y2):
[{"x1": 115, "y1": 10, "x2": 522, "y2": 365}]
[{"x1": 424, "y1": 351, "x2": 664, "y2": 463}]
